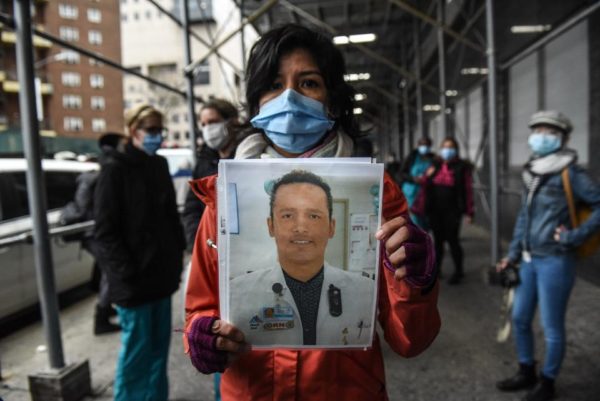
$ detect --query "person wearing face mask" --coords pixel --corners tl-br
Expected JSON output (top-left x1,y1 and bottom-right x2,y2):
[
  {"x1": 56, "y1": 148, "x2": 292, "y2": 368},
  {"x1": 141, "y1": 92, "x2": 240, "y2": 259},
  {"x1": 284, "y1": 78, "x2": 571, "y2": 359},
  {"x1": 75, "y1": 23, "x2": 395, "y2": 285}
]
[
  {"x1": 183, "y1": 24, "x2": 440, "y2": 401},
  {"x1": 424, "y1": 137, "x2": 474, "y2": 285},
  {"x1": 182, "y1": 99, "x2": 243, "y2": 248},
  {"x1": 94, "y1": 103, "x2": 185, "y2": 401},
  {"x1": 495, "y1": 110, "x2": 600, "y2": 401},
  {"x1": 400, "y1": 137, "x2": 435, "y2": 229}
]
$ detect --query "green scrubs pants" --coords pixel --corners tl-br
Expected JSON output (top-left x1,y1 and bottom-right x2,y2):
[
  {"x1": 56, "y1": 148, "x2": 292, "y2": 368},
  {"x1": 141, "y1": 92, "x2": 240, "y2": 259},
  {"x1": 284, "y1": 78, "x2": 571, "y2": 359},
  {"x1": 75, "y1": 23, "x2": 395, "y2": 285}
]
[{"x1": 114, "y1": 297, "x2": 171, "y2": 401}]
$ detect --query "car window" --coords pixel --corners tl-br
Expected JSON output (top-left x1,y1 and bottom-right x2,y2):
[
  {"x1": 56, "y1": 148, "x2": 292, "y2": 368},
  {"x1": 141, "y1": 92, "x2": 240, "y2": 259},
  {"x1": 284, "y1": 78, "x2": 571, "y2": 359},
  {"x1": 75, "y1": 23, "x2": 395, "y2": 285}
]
[
  {"x1": 46, "y1": 171, "x2": 78, "y2": 211},
  {"x1": 0, "y1": 172, "x2": 29, "y2": 221},
  {"x1": 0, "y1": 170, "x2": 79, "y2": 222}
]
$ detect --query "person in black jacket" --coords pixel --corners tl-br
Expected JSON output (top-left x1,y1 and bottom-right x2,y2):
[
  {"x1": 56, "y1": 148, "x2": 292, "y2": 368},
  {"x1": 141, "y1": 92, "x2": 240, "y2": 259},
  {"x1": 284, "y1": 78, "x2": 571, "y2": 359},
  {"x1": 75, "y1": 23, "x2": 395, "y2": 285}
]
[
  {"x1": 182, "y1": 98, "x2": 243, "y2": 248},
  {"x1": 61, "y1": 133, "x2": 125, "y2": 335},
  {"x1": 94, "y1": 104, "x2": 185, "y2": 401},
  {"x1": 425, "y1": 137, "x2": 474, "y2": 285}
]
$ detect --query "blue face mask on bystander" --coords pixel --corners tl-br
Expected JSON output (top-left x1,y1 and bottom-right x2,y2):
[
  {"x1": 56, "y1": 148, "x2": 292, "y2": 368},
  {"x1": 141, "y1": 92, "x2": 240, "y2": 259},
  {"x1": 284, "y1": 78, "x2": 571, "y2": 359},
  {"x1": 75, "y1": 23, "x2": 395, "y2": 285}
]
[
  {"x1": 528, "y1": 133, "x2": 561, "y2": 156},
  {"x1": 440, "y1": 147, "x2": 457, "y2": 161},
  {"x1": 142, "y1": 132, "x2": 163, "y2": 155},
  {"x1": 417, "y1": 145, "x2": 430, "y2": 155},
  {"x1": 250, "y1": 89, "x2": 335, "y2": 154}
]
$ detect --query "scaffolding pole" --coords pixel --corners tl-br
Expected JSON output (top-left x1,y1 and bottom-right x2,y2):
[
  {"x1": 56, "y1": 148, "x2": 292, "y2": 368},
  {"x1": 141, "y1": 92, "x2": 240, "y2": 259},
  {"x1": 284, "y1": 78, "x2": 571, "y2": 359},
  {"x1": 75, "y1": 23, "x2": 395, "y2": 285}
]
[
  {"x1": 278, "y1": 0, "x2": 439, "y2": 95},
  {"x1": 401, "y1": 37, "x2": 411, "y2": 152},
  {"x1": 240, "y1": 0, "x2": 247, "y2": 73},
  {"x1": 437, "y1": 0, "x2": 447, "y2": 137},
  {"x1": 147, "y1": 0, "x2": 242, "y2": 76},
  {"x1": 182, "y1": 0, "x2": 198, "y2": 159},
  {"x1": 0, "y1": 13, "x2": 201, "y2": 102},
  {"x1": 13, "y1": 0, "x2": 64, "y2": 370},
  {"x1": 185, "y1": 0, "x2": 279, "y2": 75},
  {"x1": 389, "y1": 0, "x2": 486, "y2": 54},
  {"x1": 485, "y1": 0, "x2": 500, "y2": 265},
  {"x1": 413, "y1": 20, "x2": 424, "y2": 139}
]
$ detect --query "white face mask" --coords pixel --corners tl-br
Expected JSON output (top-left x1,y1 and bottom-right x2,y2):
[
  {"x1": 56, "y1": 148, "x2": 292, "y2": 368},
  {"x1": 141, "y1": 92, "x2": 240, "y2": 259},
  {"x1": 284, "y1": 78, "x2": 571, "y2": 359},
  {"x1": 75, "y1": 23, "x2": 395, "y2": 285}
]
[{"x1": 202, "y1": 122, "x2": 229, "y2": 150}]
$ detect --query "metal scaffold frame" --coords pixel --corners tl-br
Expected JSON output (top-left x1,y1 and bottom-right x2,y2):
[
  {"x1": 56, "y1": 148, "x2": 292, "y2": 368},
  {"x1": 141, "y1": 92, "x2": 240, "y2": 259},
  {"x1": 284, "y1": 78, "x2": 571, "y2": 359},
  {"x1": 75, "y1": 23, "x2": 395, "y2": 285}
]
[{"x1": 5, "y1": 0, "x2": 599, "y2": 388}]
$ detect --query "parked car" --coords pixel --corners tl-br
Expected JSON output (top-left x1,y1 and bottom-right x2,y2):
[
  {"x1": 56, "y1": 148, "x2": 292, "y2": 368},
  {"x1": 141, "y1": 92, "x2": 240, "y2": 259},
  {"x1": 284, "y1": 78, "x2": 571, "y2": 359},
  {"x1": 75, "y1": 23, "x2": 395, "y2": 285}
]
[
  {"x1": 0, "y1": 158, "x2": 99, "y2": 322},
  {"x1": 156, "y1": 148, "x2": 194, "y2": 208}
]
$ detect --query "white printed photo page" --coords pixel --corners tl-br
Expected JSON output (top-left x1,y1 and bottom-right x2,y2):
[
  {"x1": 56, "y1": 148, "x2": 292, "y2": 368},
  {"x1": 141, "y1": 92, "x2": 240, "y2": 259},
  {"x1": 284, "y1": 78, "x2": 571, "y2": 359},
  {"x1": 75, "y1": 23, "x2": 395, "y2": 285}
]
[{"x1": 217, "y1": 159, "x2": 383, "y2": 349}]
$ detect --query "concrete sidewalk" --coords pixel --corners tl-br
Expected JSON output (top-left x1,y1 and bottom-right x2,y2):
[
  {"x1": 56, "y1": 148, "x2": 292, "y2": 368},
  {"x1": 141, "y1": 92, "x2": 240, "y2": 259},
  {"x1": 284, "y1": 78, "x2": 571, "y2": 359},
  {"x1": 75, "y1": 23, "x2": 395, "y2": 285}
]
[{"x1": 1, "y1": 224, "x2": 599, "y2": 400}]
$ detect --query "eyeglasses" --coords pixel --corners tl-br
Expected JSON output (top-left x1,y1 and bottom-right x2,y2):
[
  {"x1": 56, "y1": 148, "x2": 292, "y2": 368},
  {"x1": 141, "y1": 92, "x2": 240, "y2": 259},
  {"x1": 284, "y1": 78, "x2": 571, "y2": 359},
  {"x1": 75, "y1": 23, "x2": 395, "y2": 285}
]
[{"x1": 141, "y1": 126, "x2": 168, "y2": 137}]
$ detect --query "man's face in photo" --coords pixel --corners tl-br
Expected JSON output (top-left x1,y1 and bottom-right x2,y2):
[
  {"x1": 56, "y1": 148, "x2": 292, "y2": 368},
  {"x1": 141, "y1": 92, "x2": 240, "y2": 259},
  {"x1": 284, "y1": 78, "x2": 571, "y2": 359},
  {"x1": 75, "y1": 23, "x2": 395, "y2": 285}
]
[{"x1": 268, "y1": 183, "x2": 335, "y2": 271}]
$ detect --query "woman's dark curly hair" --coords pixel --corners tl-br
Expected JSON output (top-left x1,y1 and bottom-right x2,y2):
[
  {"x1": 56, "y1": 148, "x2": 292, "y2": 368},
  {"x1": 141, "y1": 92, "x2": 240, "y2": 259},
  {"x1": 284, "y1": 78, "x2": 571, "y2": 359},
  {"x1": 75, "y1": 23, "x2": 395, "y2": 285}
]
[{"x1": 245, "y1": 24, "x2": 358, "y2": 137}]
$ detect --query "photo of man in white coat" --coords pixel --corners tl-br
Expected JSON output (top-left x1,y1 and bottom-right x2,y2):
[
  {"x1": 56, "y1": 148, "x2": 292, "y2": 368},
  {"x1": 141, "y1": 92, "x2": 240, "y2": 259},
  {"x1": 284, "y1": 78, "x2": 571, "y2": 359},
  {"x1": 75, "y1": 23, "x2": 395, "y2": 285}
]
[{"x1": 229, "y1": 170, "x2": 376, "y2": 348}]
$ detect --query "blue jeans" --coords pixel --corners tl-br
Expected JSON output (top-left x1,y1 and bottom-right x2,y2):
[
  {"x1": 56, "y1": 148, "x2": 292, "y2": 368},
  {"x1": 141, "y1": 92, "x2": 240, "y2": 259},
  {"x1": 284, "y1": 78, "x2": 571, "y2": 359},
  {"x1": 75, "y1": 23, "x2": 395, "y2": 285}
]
[
  {"x1": 512, "y1": 254, "x2": 575, "y2": 379},
  {"x1": 114, "y1": 297, "x2": 172, "y2": 401}
]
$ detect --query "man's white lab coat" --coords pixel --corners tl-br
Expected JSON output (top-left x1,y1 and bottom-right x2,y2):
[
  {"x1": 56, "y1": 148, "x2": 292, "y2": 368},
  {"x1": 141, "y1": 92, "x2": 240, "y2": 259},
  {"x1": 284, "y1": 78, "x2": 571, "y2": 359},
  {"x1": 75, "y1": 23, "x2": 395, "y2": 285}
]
[{"x1": 228, "y1": 263, "x2": 376, "y2": 348}]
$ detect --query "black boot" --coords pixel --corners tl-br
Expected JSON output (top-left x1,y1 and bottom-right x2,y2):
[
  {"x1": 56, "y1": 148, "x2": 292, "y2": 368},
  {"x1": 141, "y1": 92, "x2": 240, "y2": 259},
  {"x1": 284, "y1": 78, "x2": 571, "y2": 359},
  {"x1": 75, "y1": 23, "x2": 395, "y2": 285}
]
[
  {"x1": 94, "y1": 304, "x2": 120, "y2": 335},
  {"x1": 496, "y1": 363, "x2": 538, "y2": 391},
  {"x1": 523, "y1": 374, "x2": 555, "y2": 401}
]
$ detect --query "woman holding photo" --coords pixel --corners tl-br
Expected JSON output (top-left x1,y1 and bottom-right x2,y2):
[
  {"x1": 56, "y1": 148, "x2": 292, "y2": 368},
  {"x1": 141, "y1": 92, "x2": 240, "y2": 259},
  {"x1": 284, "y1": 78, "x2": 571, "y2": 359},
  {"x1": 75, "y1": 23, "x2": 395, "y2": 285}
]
[{"x1": 183, "y1": 24, "x2": 440, "y2": 401}]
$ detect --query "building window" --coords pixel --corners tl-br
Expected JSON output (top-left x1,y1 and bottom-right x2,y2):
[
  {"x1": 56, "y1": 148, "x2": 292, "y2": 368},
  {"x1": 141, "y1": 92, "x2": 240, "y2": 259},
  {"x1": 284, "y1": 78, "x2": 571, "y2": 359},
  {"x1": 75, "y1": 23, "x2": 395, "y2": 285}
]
[
  {"x1": 89, "y1": 52, "x2": 104, "y2": 67},
  {"x1": 171, "y1": 113, "x2": 179, "y2": 123},
  {"x1": 172, "y1": 0, "x2": 213, "y2": 22},
  {"x1": 92, "y1": 118, "x2": 106, "y2": 132},
  {"x1": 148, "y1": 63, "x2": 177, "y2": 78},
  {"x1": 64, "y1": 117, "x2": 83, "y2": 131},
  {"x1": 146, "y1": 10, "x2": 152, "y2": 19},
  {"x1": 193, "y1": 60, "x2": 210, "y2": 85},
  {"x1": 61, "y1": 72, "x2": 81, "y2": 87},
  {"x1": 62, "y1": 94, "x2": 82, "y2": 109},
  {"x1": 58, "y1": 4, "x2": 78, "y2": 19},
  {"x1": 88, "y1": 30, "x2": 103, "y2": 45},
  {"x1": 133, "y1": 12, "x2": 139, "y2": 20},
  {"x1": 59, "y1": 26, "x2": 79, "y2": 42},
  {"x1": 87, "y1": 8, "x2": 102, "y2": 23},
  {"x1": 122, "y1": 13, "x2": 127, "y2": 22},
  {"x1": 89, "y1": 58, "x2": 103, "y2": 67},
  {"x1": 90, "y1": 96, "x2": 105, "y2": 110},
  {"x1": 62, "y1": 50, "x2": 80, "y2": 64},
  {"x1": 90, "y1": 74, "x2": 104, "y2": 88}
]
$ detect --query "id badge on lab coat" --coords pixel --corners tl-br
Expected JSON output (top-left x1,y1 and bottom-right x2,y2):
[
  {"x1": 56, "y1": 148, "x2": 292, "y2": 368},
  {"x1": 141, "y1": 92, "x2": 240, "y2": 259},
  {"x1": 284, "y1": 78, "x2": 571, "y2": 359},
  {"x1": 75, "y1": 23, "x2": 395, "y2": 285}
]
[{"x1": 261, "y1": 302, "x2": 295, "y2": 331}]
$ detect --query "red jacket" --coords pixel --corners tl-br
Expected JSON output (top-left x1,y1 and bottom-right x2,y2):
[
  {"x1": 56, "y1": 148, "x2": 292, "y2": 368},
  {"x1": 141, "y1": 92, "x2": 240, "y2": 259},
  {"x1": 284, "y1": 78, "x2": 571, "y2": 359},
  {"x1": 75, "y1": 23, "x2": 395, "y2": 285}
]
[{"x1": 184, "y1": 173, "x2": 440, "y2": 401}]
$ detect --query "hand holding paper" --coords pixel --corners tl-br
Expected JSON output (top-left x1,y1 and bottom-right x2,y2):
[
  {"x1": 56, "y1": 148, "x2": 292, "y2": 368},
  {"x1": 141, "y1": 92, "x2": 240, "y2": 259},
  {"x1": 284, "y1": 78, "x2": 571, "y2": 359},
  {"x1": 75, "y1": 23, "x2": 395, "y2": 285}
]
[
  {"x1": 376, "y1": 216, "x2": 435, "y2": 286},
  {"x1": 376, "y1": 216, "x2": 409, "y2": 280},
  {"x1": 187, "y1": 316, "x2": 250, "y2": 374}
]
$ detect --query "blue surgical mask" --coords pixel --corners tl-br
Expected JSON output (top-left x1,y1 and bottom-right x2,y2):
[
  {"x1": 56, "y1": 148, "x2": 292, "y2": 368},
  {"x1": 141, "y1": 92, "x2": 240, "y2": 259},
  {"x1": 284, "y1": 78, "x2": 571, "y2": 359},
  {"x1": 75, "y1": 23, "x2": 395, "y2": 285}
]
[
  {"x1": 417, "y1": 145, "x2": 430, "y2": 155},
  {"x1": 250, "y1": 89, "x2": 335, "y2": 154},
  {"x1": 528, "y1": 133, "x2": 561, "y2": 156},
  {"x1": 142, "y1": 133, "x2": 163, "y2": 155},
  {"x1": 440, "y1": 147, "x2": 457, "y2": 161}
]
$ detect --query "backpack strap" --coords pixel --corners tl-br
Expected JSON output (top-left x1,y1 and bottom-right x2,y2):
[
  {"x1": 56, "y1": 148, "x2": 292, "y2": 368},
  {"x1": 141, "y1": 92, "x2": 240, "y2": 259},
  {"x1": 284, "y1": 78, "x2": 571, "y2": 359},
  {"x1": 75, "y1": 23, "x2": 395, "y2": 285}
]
[{"x1": 561, "y1": 168, "x2": 579, "y2": 228}]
